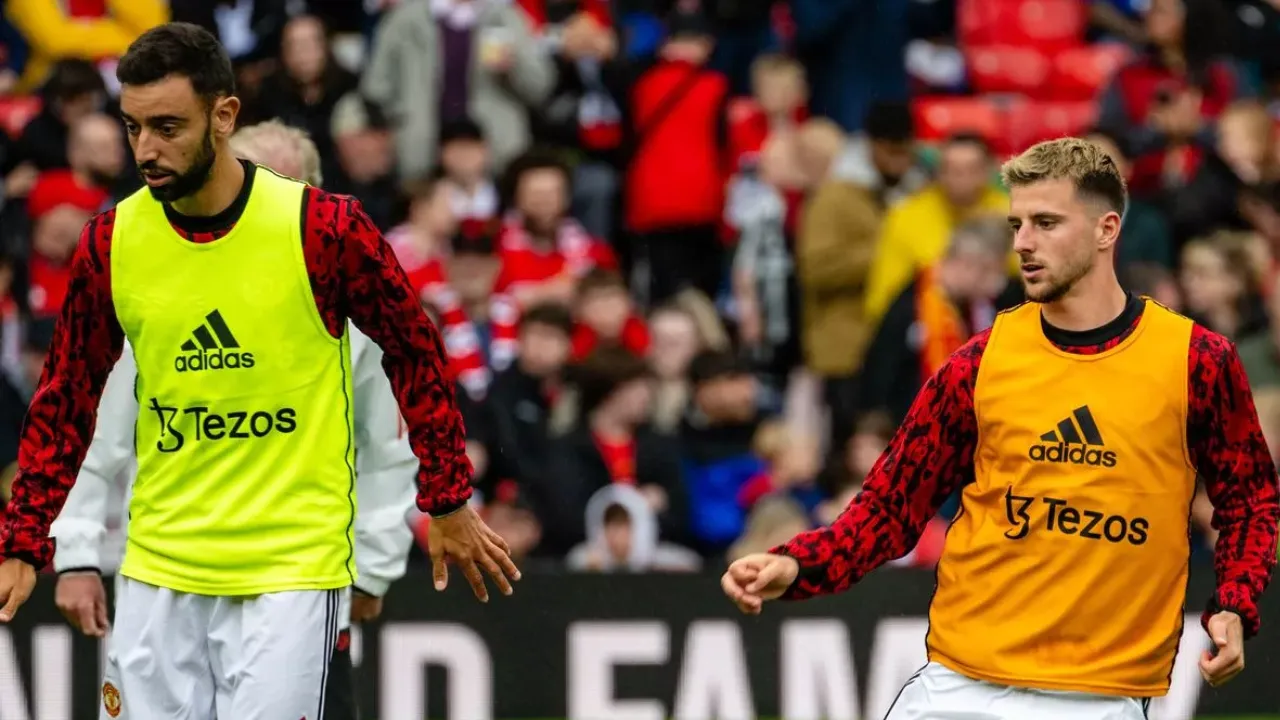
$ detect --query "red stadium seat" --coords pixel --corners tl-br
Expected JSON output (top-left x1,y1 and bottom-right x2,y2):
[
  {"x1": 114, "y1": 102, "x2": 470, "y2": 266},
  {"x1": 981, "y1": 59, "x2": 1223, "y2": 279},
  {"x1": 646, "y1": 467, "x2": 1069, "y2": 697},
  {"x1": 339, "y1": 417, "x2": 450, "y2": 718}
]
[
  {"x1": 1049, "y1": 43, "x2": 1133, "y2": 101},
  {"x1": 966, "y1": 45, "x2": 1053, "y2": 96},
  {"x1": 1006, "y1": 100, "x2": 1099, "y2": 153},
  {"x1": 958, "y1": 0, "x2": 1085, "y2": 53},
  {"x1": 912, "y1": 96, "x2": 1009, "y2": 153},
  {"x1": 0, "y1": 96, "x2": 40, "y2": 138}
]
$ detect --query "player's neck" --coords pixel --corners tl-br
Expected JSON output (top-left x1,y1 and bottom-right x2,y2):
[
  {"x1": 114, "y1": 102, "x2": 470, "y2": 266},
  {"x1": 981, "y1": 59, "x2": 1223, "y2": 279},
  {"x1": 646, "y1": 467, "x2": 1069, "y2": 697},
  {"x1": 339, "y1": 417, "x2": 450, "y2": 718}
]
[
  {"x1": 1040, "y1": 271, "x2": 1128, "y2": 332},
  {"x1": 168, "y1": 152, "x2": 246, "y2": 218}
]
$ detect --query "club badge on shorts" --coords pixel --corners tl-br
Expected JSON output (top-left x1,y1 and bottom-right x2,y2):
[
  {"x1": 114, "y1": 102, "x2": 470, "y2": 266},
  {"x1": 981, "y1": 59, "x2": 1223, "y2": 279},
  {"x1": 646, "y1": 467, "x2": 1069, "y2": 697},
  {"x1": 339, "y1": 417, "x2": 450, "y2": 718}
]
[{"x1": 103, "y1": 682, "x2": 122, "y2": 718}]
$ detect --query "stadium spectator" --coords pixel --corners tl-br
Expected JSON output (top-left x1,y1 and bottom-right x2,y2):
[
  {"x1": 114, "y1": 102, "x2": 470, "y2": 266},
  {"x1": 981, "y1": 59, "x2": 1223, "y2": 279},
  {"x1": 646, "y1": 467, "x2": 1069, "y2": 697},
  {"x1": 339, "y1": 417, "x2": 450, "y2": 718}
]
[
  {"x1": 252, "y1": 14, "x2": 357, "y2": 191},
  {"x1": 25, "y1": 169, "x2": 104, "y2": 317},
  {"x1": 7, "y1": 59, "x2": 106, "y2": 173},
  {"x1": 726, "y1": 494, "x2": 810, "y2": 561},
  {"x1": 438, "y1": 118, "x2": 500, "y2": 229},
  {"x1": 361, "y1": 0, "x2": 557, "y2": 180},
  {"x1": 51, "y1": 113, "x2": 127, "y2": 208},
  {"x1": 681, "y1": 349, "x2": 779, "y2": 553},
  {"x1": 647, "y1": 290, "x2": 730, "y2": 434},
  {"x1": 831, "y1": 101, "x2": 927, "y2": 209},
  {"x1": 5, "y1": 0, "x2": 166, "y2": 94},
  {"x1": 815, "y1": 410, "x2": 895, "y2": 525},
  {"x1": 1180, "y1": 233, "x2": 1269, "y2": 339},
  {"x1": 537, "y1": 346, "x2": 688, "y2": 555},
  {"x1": 567, "y1": 484, "x2": 700, "y2": 572},
  {"x1": 1097, "y1": 0, "x2": 1238, "y2": 194},
  {"x1": 862, "y1": 133, "x2": 1009, "y2": 328},
  {"x1": 623, "y1": 8, "x2": 728, "y2": 306},
  {"x1": 489, "y1": 151, "x2": 616, "y2": 369},
  {"x1": 860, "y1": 216, "x2": 1014, "y2": 424},
  {"x1": 570, "y1": 267, "x2": 648, "y2": 361},
  {"x1": 328, "y1": 91, "x2": 397, "y2": 229},
  {"x1": 485, "y1": 302, "x2": 574, "y2": 493}
]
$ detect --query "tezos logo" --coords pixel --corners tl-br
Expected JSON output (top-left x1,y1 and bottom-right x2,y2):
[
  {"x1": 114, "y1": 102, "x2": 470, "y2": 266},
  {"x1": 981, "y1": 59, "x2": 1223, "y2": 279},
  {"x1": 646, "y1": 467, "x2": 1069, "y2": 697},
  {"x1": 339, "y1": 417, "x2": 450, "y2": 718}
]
[
  {"x1": 149, "y1": 398, "x2": 297, "y2": 453},
  {"x1": 175, "y1": 309, "x2": 255, "y2": 373},
  {"x1": 1004, "y1": 487, "x2": 1148, "y2": 546}
]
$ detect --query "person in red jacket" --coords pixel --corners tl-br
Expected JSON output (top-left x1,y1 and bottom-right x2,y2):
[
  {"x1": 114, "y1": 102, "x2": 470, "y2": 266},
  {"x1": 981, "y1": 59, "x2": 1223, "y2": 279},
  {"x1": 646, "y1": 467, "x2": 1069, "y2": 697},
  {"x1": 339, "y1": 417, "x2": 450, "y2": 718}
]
[{"x1": 624, "y1": 8, "x2": 729, "y2": 307}]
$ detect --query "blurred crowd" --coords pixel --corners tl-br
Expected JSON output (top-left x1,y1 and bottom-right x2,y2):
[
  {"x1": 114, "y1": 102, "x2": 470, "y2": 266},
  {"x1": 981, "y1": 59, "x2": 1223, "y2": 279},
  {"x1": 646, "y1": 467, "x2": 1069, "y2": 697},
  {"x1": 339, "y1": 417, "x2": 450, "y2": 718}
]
[{"x1": 0, "y1": 0, "x2": 1278, "y2": 573}]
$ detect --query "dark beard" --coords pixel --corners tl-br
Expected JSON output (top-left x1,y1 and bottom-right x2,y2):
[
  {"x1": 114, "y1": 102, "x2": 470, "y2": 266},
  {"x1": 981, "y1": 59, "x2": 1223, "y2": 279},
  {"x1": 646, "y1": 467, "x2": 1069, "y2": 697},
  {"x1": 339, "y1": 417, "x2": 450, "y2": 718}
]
[{"x1": 139, "y1": 132, "x2": 217, "y2": 203}]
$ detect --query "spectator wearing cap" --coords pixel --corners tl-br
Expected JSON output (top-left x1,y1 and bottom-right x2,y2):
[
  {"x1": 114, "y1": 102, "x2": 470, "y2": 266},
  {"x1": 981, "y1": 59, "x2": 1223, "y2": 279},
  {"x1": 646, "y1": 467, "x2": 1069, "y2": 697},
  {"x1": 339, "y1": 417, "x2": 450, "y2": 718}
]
[
  {"x1": 623, "y1": 8, "x2": 729, "y2": 307},
  {"x1": 679, "y1": 349, "x2": 780, "y2": 554},
  {"x1": 361, "y1": 0, "x2": 557, "y2": 182},
  {"x1": 6, "y1": 0, "x2": 166, "y2": 94},
  {"x1": 535, "y1": 346, "x2": 688, "y2": 555},
  {"x1": 25, "y1": 163, "x2": 108, "y2": 317},
  {"x1": 438, "y1": 118, "x2": 500, "y2": 227},
  {"x1": 253, "y1": 14, "x2": 358, "y2": 193},
  {"x1": 831, "y1": 101, "x2": 928, "y2": 210},
  {"x1": 488, "y1": 151, "x2": 617, "y2": 371},
  {"x1": 329, "y1": 91, "x2": 398, "y2": 230}
]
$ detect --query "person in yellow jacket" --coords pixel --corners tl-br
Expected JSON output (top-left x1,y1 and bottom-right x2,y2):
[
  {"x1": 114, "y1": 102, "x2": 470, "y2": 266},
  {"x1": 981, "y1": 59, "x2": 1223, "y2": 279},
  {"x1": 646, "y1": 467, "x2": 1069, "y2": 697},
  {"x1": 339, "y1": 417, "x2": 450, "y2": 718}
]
[
  {"x1": 6, "y1": 0, "x2": 168, "y2": 93},
  {"x1": 862, "y1": 133, "x2": 1013, "y2": 328}
]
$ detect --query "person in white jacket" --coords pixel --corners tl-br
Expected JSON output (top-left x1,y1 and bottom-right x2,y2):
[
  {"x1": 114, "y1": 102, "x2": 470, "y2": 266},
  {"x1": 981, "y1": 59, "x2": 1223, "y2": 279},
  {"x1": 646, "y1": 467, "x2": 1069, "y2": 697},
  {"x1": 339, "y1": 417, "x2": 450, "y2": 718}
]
[{"x1": 49, "y1": 120, "x2": 418, "y2": 720}]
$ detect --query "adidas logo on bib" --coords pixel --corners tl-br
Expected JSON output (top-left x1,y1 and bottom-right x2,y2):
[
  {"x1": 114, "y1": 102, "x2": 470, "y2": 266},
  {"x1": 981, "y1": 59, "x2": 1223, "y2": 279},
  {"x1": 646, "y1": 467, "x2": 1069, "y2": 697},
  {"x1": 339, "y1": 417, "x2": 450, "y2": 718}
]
[
  {"x1": 1027, "y1": 405, "x2": 1118, "y2": 468},
  {"x1": 175, "y1": 310, "x2": 256, "y2": 373}
]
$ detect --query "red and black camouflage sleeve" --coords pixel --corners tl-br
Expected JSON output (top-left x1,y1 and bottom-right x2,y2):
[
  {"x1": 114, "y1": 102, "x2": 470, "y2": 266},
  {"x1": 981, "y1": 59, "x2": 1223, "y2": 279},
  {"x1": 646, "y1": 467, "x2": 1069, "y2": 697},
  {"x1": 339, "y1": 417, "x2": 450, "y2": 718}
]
[
  {"x1": 1186, "y1": 325, "x2": 1280, "y2": 639},
  {"x1": 307, "y1": 190, "x2": 472, "y2": 515},
  {"x1": 0, "y1": 211, "x2": 125, "y2": 568},
  {"x1": 770, "y1": 330, "x2": 990, "y2": 598}
]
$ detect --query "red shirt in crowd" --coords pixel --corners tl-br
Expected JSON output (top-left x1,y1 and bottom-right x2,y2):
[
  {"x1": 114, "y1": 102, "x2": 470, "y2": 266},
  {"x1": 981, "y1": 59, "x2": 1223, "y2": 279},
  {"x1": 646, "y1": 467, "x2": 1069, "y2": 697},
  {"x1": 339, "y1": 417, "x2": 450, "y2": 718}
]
[
  {"x1": 489, "y1": 215, "x2": 617, "y2": 370},
  {"x1": 0, "y1": 164, "x2": 472, "y2": 568},
  {"x1": 593, "y1": 432, "x2": 636, "y2": 484},
  {"x1": 571, "y1": 315, "x2": 650, "y2": 361}
]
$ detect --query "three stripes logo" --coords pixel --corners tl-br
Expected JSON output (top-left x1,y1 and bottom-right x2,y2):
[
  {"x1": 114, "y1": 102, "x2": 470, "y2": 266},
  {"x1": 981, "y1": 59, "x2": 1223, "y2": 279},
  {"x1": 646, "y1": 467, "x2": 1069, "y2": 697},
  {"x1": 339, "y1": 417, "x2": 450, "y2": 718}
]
[
  {"x1": 174, "y1": 310, "x2": 256, "y2": 373},
  {"x1": 1027, "y1": 405, "x2": 1117, "y2": 468}
]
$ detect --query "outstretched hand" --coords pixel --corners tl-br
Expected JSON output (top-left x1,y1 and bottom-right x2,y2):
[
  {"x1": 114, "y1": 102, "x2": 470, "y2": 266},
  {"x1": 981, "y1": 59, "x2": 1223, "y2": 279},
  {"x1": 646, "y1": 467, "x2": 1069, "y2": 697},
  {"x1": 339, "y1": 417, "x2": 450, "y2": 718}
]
[
  {"x1": 428, "y1": 504, "x2": 521, "y2": 602},
  {"x1": 720, "y1": 553, "x2": 799, "y2": 615}
]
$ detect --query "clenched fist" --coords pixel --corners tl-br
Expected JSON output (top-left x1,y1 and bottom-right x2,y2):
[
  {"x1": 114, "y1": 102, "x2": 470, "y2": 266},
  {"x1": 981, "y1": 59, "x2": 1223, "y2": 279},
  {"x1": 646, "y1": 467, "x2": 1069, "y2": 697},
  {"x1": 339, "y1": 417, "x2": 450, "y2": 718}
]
[
  {"x1": 1200, "y1": 611, "x2": 1245, "y2": 686},
  {"x1": 720, "y1": 553, "x2": 799, "y2": 615}
]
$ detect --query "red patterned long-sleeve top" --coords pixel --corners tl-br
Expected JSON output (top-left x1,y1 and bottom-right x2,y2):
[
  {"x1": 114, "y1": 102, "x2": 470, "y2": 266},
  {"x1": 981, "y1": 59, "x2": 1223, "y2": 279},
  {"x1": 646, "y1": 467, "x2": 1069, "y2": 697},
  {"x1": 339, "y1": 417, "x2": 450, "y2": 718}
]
[
  {"x1": 1, "y1": 165, "x2": 472, "y2": 568},
  {"x1": 775, "y1": 295, "x2": 1280, "y2": 638}
]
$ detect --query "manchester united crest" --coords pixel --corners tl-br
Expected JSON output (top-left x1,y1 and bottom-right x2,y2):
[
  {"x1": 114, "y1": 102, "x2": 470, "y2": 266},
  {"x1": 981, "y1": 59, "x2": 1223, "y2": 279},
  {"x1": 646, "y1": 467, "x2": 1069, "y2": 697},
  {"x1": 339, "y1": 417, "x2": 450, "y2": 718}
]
[{"x1": 102, "y1": 682, "x2": 121, "y2": 718}]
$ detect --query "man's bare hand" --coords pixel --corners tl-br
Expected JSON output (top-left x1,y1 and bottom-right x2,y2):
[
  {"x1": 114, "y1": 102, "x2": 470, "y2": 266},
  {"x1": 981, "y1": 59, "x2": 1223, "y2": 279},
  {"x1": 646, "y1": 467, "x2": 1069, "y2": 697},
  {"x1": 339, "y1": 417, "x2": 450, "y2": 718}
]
[
  {"x1": 1200, "y1": 611, "x2": 1245, "y2": 686},
  {"x1": 55, "y1": 571, "x2": 110, "y2": 637},
  {"x1": 720, "y1": 553, "x2": 799, "y2": 615},
  {"x1": 350, "y1": 590, "x2": 384, "y2": 624},
  {"x1": 428, "y1": 504, "x2": 522, "y2": 602},
  {"x1": 0, "y1": 558, "x2": 37, "y2": 622}
]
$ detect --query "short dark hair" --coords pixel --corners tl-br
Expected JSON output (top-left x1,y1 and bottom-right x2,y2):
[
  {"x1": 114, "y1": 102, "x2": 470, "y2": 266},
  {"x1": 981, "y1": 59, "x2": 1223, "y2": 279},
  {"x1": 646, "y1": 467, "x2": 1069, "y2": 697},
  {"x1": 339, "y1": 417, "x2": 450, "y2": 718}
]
[
  {"x1": 689, "y1": 350, "x2": 747, "y2": 386},
  {"x1": 117, "y1": 22, "x2": 236, "y2": 103},
  {"x1": 502, "y1": 148, "x2": 571, "y2": 208},
  {"x1": 576, "y1": 267, "x2": 628, "y2": 302},
  {"x1": 943, "y1": 132, "x2": 992, "y2": 157},
  {"x1": 40, "y1": 59, "x2": 106, "y2": 104},
  {"x1": 571, "y1": 346, "x2": 652, "y2": 415},
  {"x1": 864, "y1": 101, "x2": 914, "y2": 143},
  {"x1": 519, "y1": 302, "x2": 574, "y2": 336}
]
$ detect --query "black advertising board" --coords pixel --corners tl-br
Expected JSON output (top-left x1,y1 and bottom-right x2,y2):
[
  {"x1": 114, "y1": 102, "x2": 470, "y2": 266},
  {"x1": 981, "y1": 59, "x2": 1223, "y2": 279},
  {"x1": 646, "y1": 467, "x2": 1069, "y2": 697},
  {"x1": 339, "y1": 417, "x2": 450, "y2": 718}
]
[{"x1": 1, "y1": 569, "x2": 1277, "y2": 719}]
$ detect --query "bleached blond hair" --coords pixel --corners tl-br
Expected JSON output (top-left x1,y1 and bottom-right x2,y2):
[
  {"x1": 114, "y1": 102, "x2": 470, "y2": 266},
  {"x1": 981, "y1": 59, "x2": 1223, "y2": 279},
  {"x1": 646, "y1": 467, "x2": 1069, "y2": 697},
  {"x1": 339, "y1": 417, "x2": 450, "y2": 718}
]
[
  {"x1": 230, "y1": 120, "x2": 323, "y2": 187},
  {"x1": 1000, "y1": 137, "x2": 1127, "y2": 215}
]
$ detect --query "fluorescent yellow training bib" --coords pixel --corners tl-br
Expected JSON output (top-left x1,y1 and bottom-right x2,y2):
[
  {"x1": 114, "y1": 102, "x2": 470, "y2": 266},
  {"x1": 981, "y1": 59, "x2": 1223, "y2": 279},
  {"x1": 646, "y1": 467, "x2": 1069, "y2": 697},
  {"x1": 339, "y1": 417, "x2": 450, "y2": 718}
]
[
  {"x1": 111, "y1": 167, "x2": 356, "y2": 595},
  {"x1": 928, "y1": 300, "x2": 1196, "y2": 697}
]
